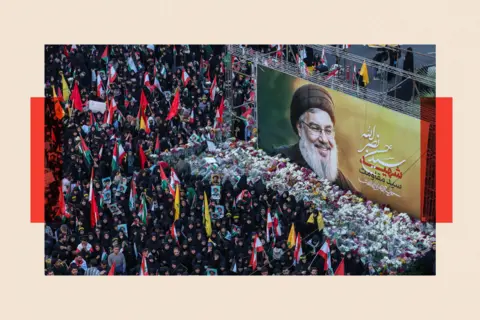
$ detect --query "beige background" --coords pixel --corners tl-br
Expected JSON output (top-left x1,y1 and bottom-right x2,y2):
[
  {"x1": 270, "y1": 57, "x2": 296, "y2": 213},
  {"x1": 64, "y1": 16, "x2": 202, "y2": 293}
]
[{"x1": 0, "y1": 0, "x2": 477, "y2": 319}]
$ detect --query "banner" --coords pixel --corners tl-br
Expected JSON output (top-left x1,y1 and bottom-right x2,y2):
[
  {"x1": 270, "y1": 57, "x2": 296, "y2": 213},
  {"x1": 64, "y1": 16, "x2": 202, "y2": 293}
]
[
  {"x1": 88, "y1": 100, "x2": 107, "y2": 113},
  {"x1": 257, "y1": 66, "x2": 428, "y2": 218}
]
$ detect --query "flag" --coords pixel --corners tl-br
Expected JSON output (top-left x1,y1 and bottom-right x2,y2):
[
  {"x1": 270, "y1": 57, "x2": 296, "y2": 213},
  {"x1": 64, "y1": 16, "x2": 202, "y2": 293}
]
[
  {"x1": 144, "y1": 72, "x2": 152, "y2": 90},
  {"x1": 273, "y1": 212, "x2": 282, "y2": 237},
  {"x1": 293, "y1": 233, "x2": 303, "y2": 266},
  {"x1": 209, "y1": 76, "x2": 217, "y2": 101},
  {"x1": 154, "y1": 135, "x2": 161, "y2": 154},
  {"x1": 359, "y1": 61, "x2": 369, "y2": 86},
  {"x1": 98, "y1": 144, "x2": 104, "y2": 160},
  {"x1": 230, "y1": 259, "x2": 237, "y2": 273},
  {"x1": 71, "y1": 82, "x2": 83, "y2": 111},
  {"x1": 111, "y1": 142, "x2": 119, "y2": 172},
  {"x1": 249, "y1": 233, "x2": 264, "y2": 270},
  {"x1": 139, "y1": 256, "x2": 148, "y2": 276},
  {"x1": 166, "y1": 89, "x2": 180, "y2": 121},
  {"x1": 109, "y1": 65, "x2": 117, "y2": 83},
  {"x1": 159, "y1": 165, "x2": 171, "y2": 192},
  {"x1": 325, "y1": 68, "x2": 339, "y2": 81},
  {"x1": 137, "y1": 103, "x2": 151, "y2": 134},
  {"x1": 57, "y1": 187, "x2": 71, "y2": 220},
  {"x1": 287, "y1": 224, "x2": 296, "y2": 249},
  {"x1": 154, "y1": 76, "x2": 163, "y2": 93},
  {"x1": 52, "y1": 85, "x2": 65, "y2": 120},
  {"x1": 104, "y1": 98, "x2": 117, "y2": 125},
  {"x1": 88, "y1": 168, "x2": 94, "y2": 202},
  {"x1": 181, "y1": 69, "x2": 191, "y2": 86},
  {"x1": 321, "y1": 47, "x2": 327, "y2": 65},
  {"x1": 138, "y1": 194, "x2": 148, "y2": 224},
  {"x1": 317, "y1": 212, "x2": 325, "y2": 231},
  {"x1": 341, "y1": 44, "x2": 351, "y2": 49},
  {"x1": 108, "y1": 261, "x2": 116, "y2": 276},
  {"x1": 127, "y1": 56, "x2": 138, "y2": 73},
  {"x1": 78, "y1": 136, "x2": 92, "y2": 166},
  {"x1": 61, "y1": 73, "x2": 70, "y2": 102},
  {"x1": 266, "y1": 209, "x2": 274, "y2": 242},
  {"x1": 63, "y1": 45, "x2": 69, "y2": 58},
  {"x1": 101, "y1": 46, "x2": 108, "y2": 64},
  {"x1": 97, "y1": 71, "x2": 104, "y2": 98},
  {"x1": 170, "y1": 168, "x2": 180, "y2": 195},
  {"x1": 174, "y1": 184, "x2": 180, "y2": 221},
  {"x1": 139, "y1": 144, "x2": 147, "y2": 169},
  {"x1": 140, "y1": 89, "x2": 148, "y2": 109},
  {"x1": 90, "y1": 187, "x2": 99, "y2": 228},
  {"x1": 307, "y1": 213, "x2": 315, "y2": 224},
  {"x1": 55, "y1": 85, "x2": 64, "y2": 103},
  {"x1": 187, "y1": 108, "x2": 195, "y2": 124},
  {"x1": 214, "y1": 97, "x2": 225, "y2": 128},
  {"x1": 204, "y1": 191, "x2": 212, "y2": 237},
  {"x1": 335, "y1": 258, "x2": 345, "y2": 275},
  {"x1": 170, "y1": 222, "x2": 180, "y2": 246},
  {"x1": 317, "y1": 239, "x2": 332, "y2": 271},
  {"x1": 352, "y1": 64, "x2": 357, "y2": 88},
  {"x1": 129, "y1": 178, "x2": 137, "y2": 212}
]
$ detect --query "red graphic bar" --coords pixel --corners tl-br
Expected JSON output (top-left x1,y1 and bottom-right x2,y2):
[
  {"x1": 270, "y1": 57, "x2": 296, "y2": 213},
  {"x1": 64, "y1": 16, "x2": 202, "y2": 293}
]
[
  {"x1": 31, "y1": 97, "x2": 45, "y2": 223},
  {"x1": 436, "y1": 97, "x2": 452, "y2": 223}
]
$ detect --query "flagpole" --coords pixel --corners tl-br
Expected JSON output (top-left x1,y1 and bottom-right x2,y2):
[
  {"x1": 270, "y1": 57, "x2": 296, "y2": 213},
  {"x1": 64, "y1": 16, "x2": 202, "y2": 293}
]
[{"x1": 308, "y1": 253, "x2": 318, "y2": 269}]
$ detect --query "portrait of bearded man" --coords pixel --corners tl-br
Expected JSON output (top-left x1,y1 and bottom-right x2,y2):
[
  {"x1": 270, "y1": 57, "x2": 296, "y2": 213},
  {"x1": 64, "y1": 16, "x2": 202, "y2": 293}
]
[{"x1": 275, "y1": 84, "x2": 356, "y2": 193}]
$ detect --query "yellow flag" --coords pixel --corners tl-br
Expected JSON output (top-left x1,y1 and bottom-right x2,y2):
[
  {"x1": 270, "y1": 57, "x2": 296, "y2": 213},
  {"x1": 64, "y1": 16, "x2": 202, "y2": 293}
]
[
  {"x1": 287, "y1": 224, "x2": 296, "y2": 249},
  {"x1": 359, "y1": 61, "x2": 369, "y2": 86},
  {"x1": 52, "y1": 85, "x2": 65, "y2": 120},
  {"x1": 317, "y1": 213, "x2": 325, "y2": 231},
  {"x1": 61, "y1": 72, "x2": 70, "y2": 101},
  {"x1": 306, "y1": 213, "x2": 315, "y2": 224},
  {"x1": 204, "y1": 191, "x2": 212, "y2": 237},
  {"x1": 174, "y1": 184, "x2": 180, "y2": 221},
  {"x1": 140, "y1": 115, "x2": 147, "y2": 131}
]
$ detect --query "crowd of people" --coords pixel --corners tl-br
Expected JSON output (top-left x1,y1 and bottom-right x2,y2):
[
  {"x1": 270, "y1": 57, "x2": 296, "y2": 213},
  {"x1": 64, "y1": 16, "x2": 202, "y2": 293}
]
[{"x1": 43, "y1": 44, "x2": 435, "y2": 276}]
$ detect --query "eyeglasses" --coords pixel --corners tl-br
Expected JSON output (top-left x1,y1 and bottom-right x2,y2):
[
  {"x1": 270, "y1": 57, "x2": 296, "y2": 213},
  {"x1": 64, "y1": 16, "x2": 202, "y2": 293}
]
[{"x1": 300, "y1": 121, "x2": 334, "y2": 137}]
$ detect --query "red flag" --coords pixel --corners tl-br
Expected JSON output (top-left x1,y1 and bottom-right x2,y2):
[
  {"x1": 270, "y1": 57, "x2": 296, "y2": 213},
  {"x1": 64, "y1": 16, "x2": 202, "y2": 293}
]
[
  {"x1": 216, "y1": 97, "x2": 225, "y2": 125},
  {"x1": 166, "y1": 89, "x2": 180, "y2": 121},
  {"x1": 209, "y1": 76, "x2": 217, "y2": 101},
  {"x1": 51, "y1": 128, "x2": 56, "y2": 143},
  {"x1": 90, "y1": 187, "x2": 99, "y2": 228},
  {"x1": 140, "y1": 90, "x2": 148, "y2": 109},
  {"x1": 108, "y1": 261, "x2": 116, "y2": 276},
  {"x1": 139, "y1": 145, "x2": 147, "y2": 169},
  {"x1": 64, "y1": 46, "x2": 70, "y2": 58},
  {"x1": 335, "y1": 258, "x2": 345, "y2": 275},
  {"x1": 71, "y1": 82, "x2": 83, "y2": 111},
  {"x1": 241, "y1": 107, "x2": 253, "y2": 119}
]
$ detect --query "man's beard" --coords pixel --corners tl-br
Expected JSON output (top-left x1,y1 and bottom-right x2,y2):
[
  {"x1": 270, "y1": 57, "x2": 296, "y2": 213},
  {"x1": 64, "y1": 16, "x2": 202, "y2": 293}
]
[{"x1": 299, "y1": 134, "x2": 338, "y2": 182}]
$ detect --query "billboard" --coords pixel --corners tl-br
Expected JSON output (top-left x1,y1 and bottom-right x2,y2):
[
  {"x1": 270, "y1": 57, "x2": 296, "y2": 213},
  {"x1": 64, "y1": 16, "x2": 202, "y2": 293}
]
[{"x1": 257, "y1": 66, "x2": 428, "y2": 218}]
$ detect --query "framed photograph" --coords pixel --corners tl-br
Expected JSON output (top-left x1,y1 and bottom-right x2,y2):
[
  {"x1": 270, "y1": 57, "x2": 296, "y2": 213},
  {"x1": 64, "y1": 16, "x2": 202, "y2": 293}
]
[
  {"x1": 212, "y1": 205, "x2": 225, "y2": 220},
  {"x1": 211, "y1": 185, "x2": 221, "y2": 200},
  {"x1": 206, "y1": 268, "x2": 218, "y2": 276}
]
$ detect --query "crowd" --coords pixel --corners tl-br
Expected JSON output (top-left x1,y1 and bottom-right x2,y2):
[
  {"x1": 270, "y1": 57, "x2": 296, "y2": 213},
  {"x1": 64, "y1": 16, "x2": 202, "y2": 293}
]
[{"x1": 43, "y1": 45, "x2": 435, "y2": 276}]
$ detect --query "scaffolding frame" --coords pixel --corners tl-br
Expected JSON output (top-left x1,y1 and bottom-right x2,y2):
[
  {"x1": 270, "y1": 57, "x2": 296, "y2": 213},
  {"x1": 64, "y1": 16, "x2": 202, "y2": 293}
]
[{"x1": 228, "y1": 45, "x2": 422, "y2": 119}]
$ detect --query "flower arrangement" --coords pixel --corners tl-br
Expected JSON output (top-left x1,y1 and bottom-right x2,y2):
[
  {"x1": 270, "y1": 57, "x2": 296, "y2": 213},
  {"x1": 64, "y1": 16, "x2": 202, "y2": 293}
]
[{"x1": 189, "y1": 138, "x2": 436, "y2": 273}]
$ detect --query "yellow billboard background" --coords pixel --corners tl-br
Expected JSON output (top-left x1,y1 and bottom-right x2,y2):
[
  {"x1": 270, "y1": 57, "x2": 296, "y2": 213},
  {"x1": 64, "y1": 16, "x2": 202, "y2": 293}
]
[{"x1": 290, "y1": 78, "x2": 428, "y2": 218}]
